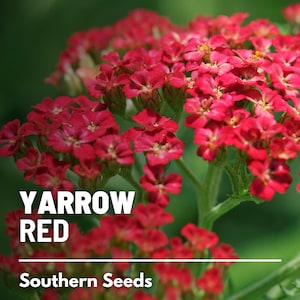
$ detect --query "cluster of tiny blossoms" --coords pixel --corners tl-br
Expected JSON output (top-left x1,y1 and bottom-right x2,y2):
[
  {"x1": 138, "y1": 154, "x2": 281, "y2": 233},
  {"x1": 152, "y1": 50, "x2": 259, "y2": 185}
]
[
  {"x1": 0, "y1": 4, "x2": 300, "y2": 299},
  {"x1": 45, "y1": 8, "x2": 300, "y2": 200},
  {"x1": 2, "y1": 206, "x2": 236, "y2": 299},
  {"x1": 0, "y1": 91, "x2": 236, "y2": 299}
]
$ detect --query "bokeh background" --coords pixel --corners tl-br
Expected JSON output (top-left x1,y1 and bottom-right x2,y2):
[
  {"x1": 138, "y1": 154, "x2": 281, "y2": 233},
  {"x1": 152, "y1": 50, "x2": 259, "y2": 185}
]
[{"x1": 1, "y1": 0, "x2": 300, "y2": 299}]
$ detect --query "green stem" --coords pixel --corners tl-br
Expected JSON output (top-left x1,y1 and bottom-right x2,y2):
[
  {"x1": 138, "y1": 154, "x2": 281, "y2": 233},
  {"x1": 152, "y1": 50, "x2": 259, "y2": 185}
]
[
  {"x1": 199, "y1": 161, "x2": 223, "y2": 228},
  {"x1": 202, "y1": 195, "x2": 255, "y2": 230},
  {"x1": 227, "y1": 253, "x2": 300, "y2": 300},
  {"x1": 175, "y1": 158, "x2": 204, "y2": 193},
  {"x1": 133, "y1": 153, "x2": 144, "y2": 177},
  {"x1": 224, "y1": 164, "x2": 240, "y2": 195},
  {"x1": 122, "y1": 114, "x2": 136, "y2": 125},
  {"x1": 174, "y1": 105, "x2": 183, "y2": 123},
  {"x1": 175, "y1": 158, "x2": 203, "y2": 191},
  {"x1": 159, "y1": 95, "x2": 169, "y2": 115},
  {"x1": 176, "y1": 158, "x2": 211, "y2": 228},
  {"x1": 240, "y1": 160, "x2": 250, "y2": 186},
  {"x1": 225, "y1": 150, "x2": 249, "y2": 196}
]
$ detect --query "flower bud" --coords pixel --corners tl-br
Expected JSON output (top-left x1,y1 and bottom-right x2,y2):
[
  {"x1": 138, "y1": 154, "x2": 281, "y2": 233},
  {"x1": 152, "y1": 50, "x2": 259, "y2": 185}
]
[
  {"x1": 103, "y1": 87, "x2": 126, "y2": 116},
  {"x1": 162, "y1": 84, "x2": 185, "y2": 113}
]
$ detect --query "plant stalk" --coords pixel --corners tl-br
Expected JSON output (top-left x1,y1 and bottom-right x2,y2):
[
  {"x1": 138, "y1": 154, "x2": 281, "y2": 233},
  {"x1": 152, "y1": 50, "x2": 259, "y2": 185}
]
[
  {"x1": 199, "y1": 161, "x2": 223, "y2": 228},
  {"x1": 227, "y1": 253, "x2": 300, "y2": 300}
]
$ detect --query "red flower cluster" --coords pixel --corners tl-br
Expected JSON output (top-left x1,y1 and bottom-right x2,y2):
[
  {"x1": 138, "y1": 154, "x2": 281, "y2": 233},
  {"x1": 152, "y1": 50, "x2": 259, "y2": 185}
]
[
  {"x1": 40, "y1": 7, "x2": 300, "y2": 201},
  {"x1": 0, "y1": 96, "x2": 183, "y2": 207},
  {"x1": 1, "y1": 205, "x2": 236, "y2": 300},
  {"x1": 45, "y1": 9, "x2": 176, "y2": 92},
  {"x1": 131, "y1": 108, "x2": 183, "y2": 206}
]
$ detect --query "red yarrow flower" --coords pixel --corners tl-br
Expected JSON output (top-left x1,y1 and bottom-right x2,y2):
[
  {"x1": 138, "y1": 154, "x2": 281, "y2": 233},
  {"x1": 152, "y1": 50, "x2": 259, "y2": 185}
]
[
  {"x1": 134, "y1": 132, "x2": 184, "y2": 166},
  {"x1": 0, "y1": 119, "x2": 35, "y2": 157},
  {"x1": 95, "y1": 134, "x2": 134, "y2": 165},
  {"x1": 248, "y1": 158, "x2": 292, "y2": 201},
  {"x1": 170, "y1": 237, "x2": 194, "y2": 259},
  {"x1": 47, "y1": 124, "x2": 96, "y2": 161},
  {"x1": 154, "y1": 263, "x2": 193, "y2": 291},
  {"x1": 132, "y1": 228, "x2": 168, "y2": 253},
  {"x1": 140, "y1": 164, "x2": 182, "y2": 206},
  {"x1": 185, "y1": 96, "x2": 232, "y2": 129},
  {"x1": 33, "y1": 153, "x2": 73, "y2": 197},
  {"x1": 211, "y1": 243, "x2": 238, "y2": 266},
  {"x1": 268, "y1": 64, "x2": 300, "y2": 98},
  {"x1": 196, "y1": 267, "x2": 224, "y2": 295},
  {"x1": 100, "y1": 215, "x2": 139, "y2": 242},
  {"x1": 73, "y1": 158, "x2": 102, "y2": 179},
  {"x1": 123, "y1": 65, "x2": 166, "y2": 99},
  {"x1": 16, "y1": 147, "x2": 44, "y2": 180},
  {"x1": 132, "y1": 108, "x2": 178, "y2": 135},
  {"x1": 183, "y1": 35, "x2": 227, "y2": 62},
  {"x1": 181, "y1": 223, "x2": 219, "y2": 251},
  {"x1": 133, "y1": 203, "x2": 174, "y2": 228},
  {"x1": 70, "y1": 110, "x2": 119, "y2": 139},
  {"x1": 194, "y1": 124, "x2": 226, "y2": 161}
]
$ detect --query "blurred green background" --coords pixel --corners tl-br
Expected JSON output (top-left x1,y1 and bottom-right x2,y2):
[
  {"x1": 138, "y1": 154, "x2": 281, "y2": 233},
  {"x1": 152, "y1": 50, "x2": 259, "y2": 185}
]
[{"x1": 1, "y1": 0, "x2": 300, "y2": 299}]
